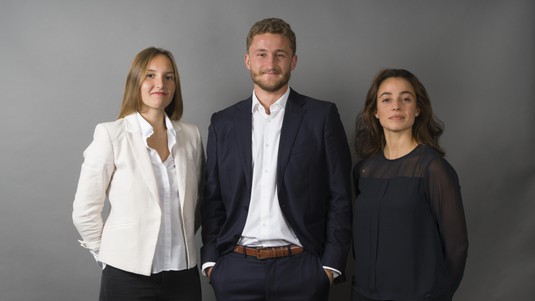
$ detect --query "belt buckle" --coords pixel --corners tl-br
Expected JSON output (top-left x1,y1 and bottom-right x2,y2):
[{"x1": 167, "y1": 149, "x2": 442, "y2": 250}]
[{"x1": 256, "y1": 247, "x2": 274, "y2": 259}]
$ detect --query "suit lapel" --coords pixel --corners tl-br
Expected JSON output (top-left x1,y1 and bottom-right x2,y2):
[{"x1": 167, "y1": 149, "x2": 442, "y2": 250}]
[
  {"x1": 172, "y1": 122, "x2": 187, "y2": 210},
  {"x1": 234, "y1": 99, "x2": 253, "y2": 189},
  {"x1": 125, "y1": 115, "x2": 160, "y2": 206},
  {"x1": 277, "y1": 90, "x2": 305, "y2": 183}
]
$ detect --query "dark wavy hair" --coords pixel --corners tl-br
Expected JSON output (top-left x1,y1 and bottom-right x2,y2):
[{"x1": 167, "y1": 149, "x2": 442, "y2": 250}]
[{"x1": 354, "y1": 69, "x2": 445, "y2": 158}]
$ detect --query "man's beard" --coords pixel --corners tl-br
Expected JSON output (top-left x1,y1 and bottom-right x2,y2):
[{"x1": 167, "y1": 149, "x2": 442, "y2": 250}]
[{"x1": 251, "y1": 68, "x2": 291, "y2": 92}]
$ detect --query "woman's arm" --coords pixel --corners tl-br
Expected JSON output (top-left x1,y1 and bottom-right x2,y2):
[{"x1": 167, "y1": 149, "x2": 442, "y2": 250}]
[
  {"x1": 426, "y1": 157, "x2": 469, "y2": 292},
  {"x1": 72, "y1": 124, "x2": 115, "y2": 255}
]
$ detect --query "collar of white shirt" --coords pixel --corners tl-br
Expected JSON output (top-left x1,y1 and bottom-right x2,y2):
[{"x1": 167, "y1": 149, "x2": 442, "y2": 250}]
[
  {"x1": 135, "y1": 112, "x2": 177, "y2": 150},
  {"x1": 251, "y1": 87, "x2": 290, "y2": 114}
]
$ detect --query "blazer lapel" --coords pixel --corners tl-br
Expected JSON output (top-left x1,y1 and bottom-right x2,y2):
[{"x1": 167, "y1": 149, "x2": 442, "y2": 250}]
[
  {"x1": 277, "y1": 90, "x2": 305, "y2": 183},
  {"x1": 172, "y1": 123, "x2": 187, "y2": 209},
  {"x1": 125, "y1": 115, "x2": 160, "y2": 206},
  {"x1": 234, "y1": 99, "x2": 253, "y2": 189}
]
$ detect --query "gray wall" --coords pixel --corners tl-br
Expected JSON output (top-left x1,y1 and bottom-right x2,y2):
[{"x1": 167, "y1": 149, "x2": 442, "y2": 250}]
[{"x1": 1, "y1": 1, "x2": 533, "y2": 300}]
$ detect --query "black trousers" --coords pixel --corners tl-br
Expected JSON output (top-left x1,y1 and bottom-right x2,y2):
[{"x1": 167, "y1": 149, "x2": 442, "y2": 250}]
[
  {"x1": 99, "y1": 265, "x2": 201, "y2": 301},
  {"x1": 209, "y1": 251, "x2": 331, "y2": 301}
]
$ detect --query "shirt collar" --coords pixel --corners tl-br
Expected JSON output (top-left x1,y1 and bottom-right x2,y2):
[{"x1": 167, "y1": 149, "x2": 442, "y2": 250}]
[
  {"x1": 251, "y1": 87, "x2": 290, "y2": 113},
  {"x1": 135, "y1": 112, "x2": 176, "y2": 140}
]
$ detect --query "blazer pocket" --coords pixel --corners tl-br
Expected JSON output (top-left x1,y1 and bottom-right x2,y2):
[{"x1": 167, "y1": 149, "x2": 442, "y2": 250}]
[{"x1": 104, "y1": 222, "x2": 135, "y2": 230}]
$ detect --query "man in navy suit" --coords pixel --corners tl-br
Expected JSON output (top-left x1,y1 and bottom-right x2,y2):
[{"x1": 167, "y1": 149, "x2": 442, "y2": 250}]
[{"x1": 201, "y1": 18, "x2": 352, "y2": 301}]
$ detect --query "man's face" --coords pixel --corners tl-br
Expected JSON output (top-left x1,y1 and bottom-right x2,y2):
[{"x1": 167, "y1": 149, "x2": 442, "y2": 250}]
[{"x1": 245, "y1": 33, "x2": 297, "y2": 94}]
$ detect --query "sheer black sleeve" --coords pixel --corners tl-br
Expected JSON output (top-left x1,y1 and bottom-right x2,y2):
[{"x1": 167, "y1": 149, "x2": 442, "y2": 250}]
[{"x1": 425, "y1": 157, "x2": 468, "y2": 292}]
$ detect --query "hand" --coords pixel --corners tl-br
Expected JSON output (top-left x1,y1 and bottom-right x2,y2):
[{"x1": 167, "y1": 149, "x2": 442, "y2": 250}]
[
  {"x1": 206, "y1": 267, "x2": 213, "y2": 279},
  {"x1": 324, "y1": 268, "x2": 334, "y2": 285}
]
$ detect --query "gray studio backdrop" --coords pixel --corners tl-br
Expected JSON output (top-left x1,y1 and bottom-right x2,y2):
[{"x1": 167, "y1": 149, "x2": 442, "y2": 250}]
[{"x1": 1, "y1": 1, "x2": 533, "y2": 300}]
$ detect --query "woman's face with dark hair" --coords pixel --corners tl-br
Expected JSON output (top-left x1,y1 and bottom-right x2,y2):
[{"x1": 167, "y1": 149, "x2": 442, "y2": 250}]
[{"x1": 374, "y1": 77, "x2": 420, "y2": 135}]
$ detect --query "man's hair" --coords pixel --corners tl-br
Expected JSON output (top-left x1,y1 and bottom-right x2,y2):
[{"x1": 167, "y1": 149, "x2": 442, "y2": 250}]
[{"x1": 246, "y1": 18, "x2": 296, "y2": 55}]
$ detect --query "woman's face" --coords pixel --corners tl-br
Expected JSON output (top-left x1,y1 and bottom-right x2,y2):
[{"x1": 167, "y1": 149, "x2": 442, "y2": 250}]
[
  {"x1": 375, "y1": 77, "x2": 420, "y2": 135},
  {"x1": 140, "y1": 54, "x2": 176, "y2": 113}
]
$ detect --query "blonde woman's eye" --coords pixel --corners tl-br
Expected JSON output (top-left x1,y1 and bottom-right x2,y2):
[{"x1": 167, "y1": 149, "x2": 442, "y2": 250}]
[{"x1": 146, "y1": 73, "x2": 155, "y2": 78}]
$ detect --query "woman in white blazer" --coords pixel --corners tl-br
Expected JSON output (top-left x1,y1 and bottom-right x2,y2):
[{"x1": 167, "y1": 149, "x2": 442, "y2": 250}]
[{"x1": 73, "y1": 47, "x2": 204, "y2": 301}]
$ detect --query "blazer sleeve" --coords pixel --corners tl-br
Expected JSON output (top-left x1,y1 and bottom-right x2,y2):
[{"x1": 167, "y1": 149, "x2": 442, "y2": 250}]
[
  {"x1": 194, "y1": 125, "x2": 206, "y2": 233},
  {"x1": 320, "y1": 103, "x2": 353, "y2": 277},
  {"x1": 200, "y1": 113, "x2": 226, "y2": 264},
  {"x1": 72, "y1": 124, "x2": 115, "y2": 253}
]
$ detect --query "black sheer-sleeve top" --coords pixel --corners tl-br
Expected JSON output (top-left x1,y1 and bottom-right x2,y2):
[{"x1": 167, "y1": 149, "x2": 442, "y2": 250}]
[{"x1": 352, "y1": 145, "x2": 468, "y2": 300}]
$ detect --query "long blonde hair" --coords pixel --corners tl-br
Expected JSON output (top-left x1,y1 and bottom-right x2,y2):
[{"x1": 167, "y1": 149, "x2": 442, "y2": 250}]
[{"x1": 118, "y1": 47, "x2": 183, "y2": 120}]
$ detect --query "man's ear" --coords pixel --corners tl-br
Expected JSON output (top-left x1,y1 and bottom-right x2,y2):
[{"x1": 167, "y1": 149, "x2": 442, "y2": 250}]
[
  {"x1": 244, "y1": 53, "x2": 251, "y2": 71},
  {"x1": 290, "y1": 54, "x2": 298, "y2": 71}
]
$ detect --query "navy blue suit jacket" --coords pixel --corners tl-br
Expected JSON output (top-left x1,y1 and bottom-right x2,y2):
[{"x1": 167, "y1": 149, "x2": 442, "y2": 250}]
[{"x1": 201, "y1": 89, "x2": 352, "y2": 277}]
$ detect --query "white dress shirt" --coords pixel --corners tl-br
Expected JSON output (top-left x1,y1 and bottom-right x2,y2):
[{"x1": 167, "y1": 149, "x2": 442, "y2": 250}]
[
  {"x1": 136, "y1": 113, "x2": 188, "y2": 273},
  {"x1": 238, "y1": 88, "x2": 301, "y2": 247}
]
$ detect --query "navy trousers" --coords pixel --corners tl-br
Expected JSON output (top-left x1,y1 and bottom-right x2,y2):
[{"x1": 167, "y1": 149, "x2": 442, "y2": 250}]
[
  {"x1": 209, "y1": 251, "x2": 331, "y2": 301},
  {"x1": 99, "y1": 265, "x2": 201, "y2": 301}
]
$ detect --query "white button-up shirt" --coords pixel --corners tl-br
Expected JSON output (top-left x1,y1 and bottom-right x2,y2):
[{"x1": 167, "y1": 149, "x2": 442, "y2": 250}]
[
  {"x1": 238, "y1": 88, "x2": 301, "y2": 247},
  {"x1": 136, "y1": 113, "x2": 188, "y2": 273}
]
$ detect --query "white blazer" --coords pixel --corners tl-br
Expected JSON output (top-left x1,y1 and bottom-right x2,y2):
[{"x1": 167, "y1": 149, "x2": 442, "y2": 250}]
[{"x1": 72, "y1": 114, "x2": 204, "y2": 276}]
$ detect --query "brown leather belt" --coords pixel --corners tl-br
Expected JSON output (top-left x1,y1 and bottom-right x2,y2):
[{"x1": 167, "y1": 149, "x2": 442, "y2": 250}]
[{"x1": 233, "y1": 245, "x2": 304, "y2": 259}]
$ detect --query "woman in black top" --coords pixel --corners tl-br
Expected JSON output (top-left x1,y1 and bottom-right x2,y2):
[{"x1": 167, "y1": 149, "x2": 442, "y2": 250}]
[{"x1": 352, "y1": 69, "x2": 468, "y2": 301}]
